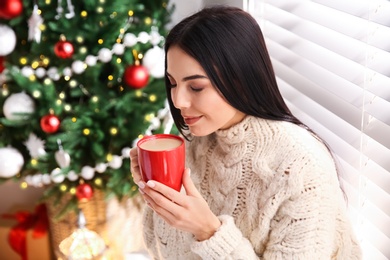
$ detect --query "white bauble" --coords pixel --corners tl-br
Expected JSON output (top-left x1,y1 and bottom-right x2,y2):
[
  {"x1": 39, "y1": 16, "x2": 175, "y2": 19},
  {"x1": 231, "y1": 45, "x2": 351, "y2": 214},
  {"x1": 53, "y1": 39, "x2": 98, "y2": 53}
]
[
  {"x1": 123, "y1": 33, "x2": 137, "y2": 47},
  {"x1": 41, "y1": 174, "x2": 51, "y2": 185},
  {"x1": 108, "y1": 155, "x2": 122, "y2": 169},
  {"x1": 138, "y1": 31, "x2": 149, "y2": 44},
  {"x1": 67, "y1": 170, "x2": 79, "y2": 181},
  {"x1": 51, "y1": 168, "x2": 65, "y2": 183},
  {"x1": 71, "y1": 60, "x2": 86, "y2": 74},
  {"x1": 31, "y1": 174, "x2": 43, "y2": 187},
  {"x1": 98, "y1": 48, "x2": 112, "y2": 63},
  {"x1": 35, "y1": 67, "x2": 46, "y2": 78},
  {"x1": 47, "y1": 67, "x2": 60, "y2": 81},
  {"x1": 150, "y1": 117, "x2": 161, "y2": 130},
  {"x1": 21, "y1": 66, "x2": 34, "y2": 77},
  {"x1": 3, "y1": 92, "x2": 35, "y2": 120},
  {"x1": 143, "y1": 46, "x2": 165, "y2": 78},
  {"x1": 149, "y1": 31, "x2": 162, "y2": 45},
  {"x1": 0, "y1": 24, "x2": 17, "y2": 56},
  {"x1": 95, "y1": 163, "x2": 107, "y2": 173},
  {"x1": 121, "y1": 147, "x2": 131, "y2": 158},
  {"x1": 63, "y1": 67, "x2": 72, "y2": 77},
  {"x1": 85, "y1": 55, "x2": 97, "y2": 66},
  {"x1": 112, "y1": 43, "x2": 125, "y2": 55},
  {"x1": 0, "y1": 147, "x2": 24, "y2": 178},
  {"x1": 81, "y1": 165, "x2": 95, "y2": 180}
]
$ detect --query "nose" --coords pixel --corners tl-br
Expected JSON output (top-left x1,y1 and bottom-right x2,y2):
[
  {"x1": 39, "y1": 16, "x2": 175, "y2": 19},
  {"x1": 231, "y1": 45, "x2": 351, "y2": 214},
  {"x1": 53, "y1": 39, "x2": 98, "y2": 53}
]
[{"x1": 171, "y1": 85, "x2": 190, "y2": 110}]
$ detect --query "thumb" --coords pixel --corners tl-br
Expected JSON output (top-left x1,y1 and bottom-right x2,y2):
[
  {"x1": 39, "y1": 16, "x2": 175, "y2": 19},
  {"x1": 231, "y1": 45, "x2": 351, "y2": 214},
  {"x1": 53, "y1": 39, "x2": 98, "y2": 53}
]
[{"x1": 182, "y1": 168, "x2": 201, "y2": 198}]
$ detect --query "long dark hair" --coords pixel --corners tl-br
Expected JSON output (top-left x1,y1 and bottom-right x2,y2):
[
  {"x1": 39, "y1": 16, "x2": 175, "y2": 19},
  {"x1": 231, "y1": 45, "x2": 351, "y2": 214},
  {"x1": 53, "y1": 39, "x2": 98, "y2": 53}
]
[{"x1": 164, "y1": 5, "x2": 304, "y2": 137}]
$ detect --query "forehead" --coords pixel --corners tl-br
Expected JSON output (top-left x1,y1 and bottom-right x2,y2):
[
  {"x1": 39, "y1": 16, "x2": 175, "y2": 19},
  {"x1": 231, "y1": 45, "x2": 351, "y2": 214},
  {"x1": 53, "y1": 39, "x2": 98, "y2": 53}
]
[{"x1": 166, "y1": 46, "x2": 205, "y2": 78}]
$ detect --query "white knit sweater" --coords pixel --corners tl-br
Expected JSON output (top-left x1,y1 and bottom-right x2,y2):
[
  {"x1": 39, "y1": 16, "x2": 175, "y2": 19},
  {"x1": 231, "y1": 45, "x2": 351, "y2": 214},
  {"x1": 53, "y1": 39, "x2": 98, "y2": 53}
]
[{"x1": 142, "y1": 116, "x2": 362, "y2": 259}]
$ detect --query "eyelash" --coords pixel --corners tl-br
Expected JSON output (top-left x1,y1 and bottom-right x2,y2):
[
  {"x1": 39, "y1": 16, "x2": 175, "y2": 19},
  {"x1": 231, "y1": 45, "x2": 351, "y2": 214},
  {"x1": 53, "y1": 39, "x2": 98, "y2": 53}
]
[{"x1": 168, "y1": 83, "x2": 203, "y2": 92}]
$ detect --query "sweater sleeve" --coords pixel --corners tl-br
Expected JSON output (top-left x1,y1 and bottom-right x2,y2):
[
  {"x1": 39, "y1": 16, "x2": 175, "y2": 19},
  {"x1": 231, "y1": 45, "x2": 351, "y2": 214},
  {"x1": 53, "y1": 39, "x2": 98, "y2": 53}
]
[{"x1": 190, "y1": 215, "x2": 259, "y2": 260}]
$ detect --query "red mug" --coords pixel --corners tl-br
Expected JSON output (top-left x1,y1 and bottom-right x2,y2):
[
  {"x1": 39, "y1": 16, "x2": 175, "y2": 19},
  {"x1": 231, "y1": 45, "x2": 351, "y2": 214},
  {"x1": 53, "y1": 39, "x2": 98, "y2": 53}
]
[{"x1": 137, "y1": 134, "x2": 185, "y2": 192}]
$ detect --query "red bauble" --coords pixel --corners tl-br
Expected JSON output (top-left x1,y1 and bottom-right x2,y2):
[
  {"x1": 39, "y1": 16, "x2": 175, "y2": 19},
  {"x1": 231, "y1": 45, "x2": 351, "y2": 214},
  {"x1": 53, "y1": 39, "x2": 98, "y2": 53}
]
[
  {"x1": 40, "y1": 114, "x2": 61, "y2": 134},
  {"x1": 123, "y1": 65, "x2": 149, "y2": 89},
  {"x1": 0, "y1": 57, "x2": 4, "y2": 73},
  {"x1": 54, "y1": 40, "x2": 74, "y2": 59},
  {"x1": 0, "y1": 0, "x2": 23, "y2": 20},
  {"x1": 75, "y1": 183, "x2": 93, "y2": 202}
]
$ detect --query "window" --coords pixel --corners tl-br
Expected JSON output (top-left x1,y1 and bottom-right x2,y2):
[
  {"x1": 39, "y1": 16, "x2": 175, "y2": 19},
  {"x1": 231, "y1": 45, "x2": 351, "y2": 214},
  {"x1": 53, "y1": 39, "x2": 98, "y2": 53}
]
[{"x1": 245, "y1": 0, "x2": 390, "y2": 259}]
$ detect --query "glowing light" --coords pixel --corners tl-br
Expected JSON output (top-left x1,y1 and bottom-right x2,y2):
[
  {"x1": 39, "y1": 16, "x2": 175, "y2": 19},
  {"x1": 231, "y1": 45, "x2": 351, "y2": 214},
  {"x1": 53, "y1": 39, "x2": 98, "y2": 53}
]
[
  {"x1": 110, "y1": 127, "x2": 118, "y2": 135},
  {"x1": 83, "y1": 129, "x2": 90, "y2": 135},
  {"x1": 94, "y1": 178, "x2": 102, "y2": 186},
  {"x1": 72, "y1": 117, "x2": 77, "y2": 122},
  {"x1": 44, "y1": 78, "x2": 52, "y2": 85},
  {"x1": 97, "y1": 7, "x2": 103, "y2": 13},
  {"x1": 106, "y1": 153, "x2": 112, "y2": 162},
  {"x1": 69, "y1": 187, "x2": 76, "y2": 194},
  {"x1": 42, "y1": 58, "x2": 50, "y2": 65},
  {"x1": 20, "y1": 57, "x2": 27, "y2": 65},
  {"x1": 145, "y1": 17, "x2": 152, "y2": 25},
  {"x1": 108, "y1": 75, "x2": 113, "y2": 81},
  {"x1": 69, "y1": 80, "x2": 77, "y2": 88},
  {"x1": 29, "y1": 75, "x2": 36, "y2": 81},
  {"x1": 76, "y1": 36, "x2": 84, "y2": 43},
  {"x1": 116, "y1": 58, "x2": 122, "y2": 64},
  {"x1": 31, "y1": 61, "x2": 39, "y2": 69},
  {"x1": 31, "y1": 159, "x2": 38, "y2": 166},
  {"x1": 79, "y1": 47, "x2": 87, "y2": 54},
  {"x1": 135, "y1": 90, "x2": 142, "y2": 97},
  {"x1": 149, "y1": 94, "x2": 157, "y2": 102},
  {"x1": 60, "y1": 184, "x2": 67, "y2": 192},
  {"x1": 20, "y1": 182, "x2": 28, "y2": 189},
  {"x1": 81, "y1": 11, "x2": 88, "y2": 17},
  {"x1": 144, "y1": 113, "x2": 154, "y2": 122},
  {"x1": 138, "y1": 134, "x2": 144, "y2": 139},
  {"x1": 128, "y1": 10, "x2": 134, "y2": 16},
  {"x1": 64, "y1": 76, "x2": 70, "y2": 81},
  {"x1": 59, "y1": 92, "x2": 66, "y2": 99},
  {"x1": 64, "y1": 104, "x2": 71, "y2": 111},
  {"x1": 98, "y1": 39, "x2": 103, "y2": 44},
  {"x1": 32, "y1": 90, "x2": 41, "y2": 98},
  {"x1": 2, "y1": 89, "x2": 9, "y2": 96},
  {"x1": 56, "y1": 99, "x2": 62, "y2": 105},
  {"x1": 92, "y1": 96, "x2": 99, "y2": 102}
]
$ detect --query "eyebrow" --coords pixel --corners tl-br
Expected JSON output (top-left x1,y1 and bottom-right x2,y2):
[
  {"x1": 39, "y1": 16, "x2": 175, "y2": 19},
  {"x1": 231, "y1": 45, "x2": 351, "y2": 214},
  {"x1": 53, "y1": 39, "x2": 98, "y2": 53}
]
[{"x1": 166, "y1": 72, "x2": 208, "y2": 82}]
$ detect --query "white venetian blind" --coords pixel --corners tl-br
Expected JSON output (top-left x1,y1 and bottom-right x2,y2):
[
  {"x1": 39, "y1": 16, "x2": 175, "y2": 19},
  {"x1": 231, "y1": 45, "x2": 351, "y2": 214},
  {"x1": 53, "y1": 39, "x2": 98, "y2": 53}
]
[{"x1": 245, "y1": 0, "x2": 390, "y2": 259}]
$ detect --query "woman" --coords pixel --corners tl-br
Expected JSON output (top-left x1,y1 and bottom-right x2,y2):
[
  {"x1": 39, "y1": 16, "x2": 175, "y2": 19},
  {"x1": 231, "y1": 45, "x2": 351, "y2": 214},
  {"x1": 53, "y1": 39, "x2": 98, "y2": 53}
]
[{"x1": 130, "y1": 5, "x2": 361, "y2": 259}]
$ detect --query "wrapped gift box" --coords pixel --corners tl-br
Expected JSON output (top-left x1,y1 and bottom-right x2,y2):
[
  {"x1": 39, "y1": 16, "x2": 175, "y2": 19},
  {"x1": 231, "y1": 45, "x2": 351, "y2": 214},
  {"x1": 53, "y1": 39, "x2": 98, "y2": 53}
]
[{"x1": 0, "y1": 217, "x2": 52, "y2": 260}]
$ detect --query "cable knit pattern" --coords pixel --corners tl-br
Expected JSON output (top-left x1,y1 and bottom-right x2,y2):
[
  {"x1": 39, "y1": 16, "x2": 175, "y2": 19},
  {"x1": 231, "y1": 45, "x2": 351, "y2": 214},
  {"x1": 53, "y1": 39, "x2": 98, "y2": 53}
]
[{"x1": 142, "y1": 116, "x2": 362, "y2": 259}]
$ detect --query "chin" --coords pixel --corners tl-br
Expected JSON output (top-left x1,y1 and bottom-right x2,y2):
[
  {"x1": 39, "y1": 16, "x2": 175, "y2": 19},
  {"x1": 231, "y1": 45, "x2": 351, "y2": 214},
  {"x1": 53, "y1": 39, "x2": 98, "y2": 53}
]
[{"x1": 189, "y1": 127, "x2": 214, "y2": 137}]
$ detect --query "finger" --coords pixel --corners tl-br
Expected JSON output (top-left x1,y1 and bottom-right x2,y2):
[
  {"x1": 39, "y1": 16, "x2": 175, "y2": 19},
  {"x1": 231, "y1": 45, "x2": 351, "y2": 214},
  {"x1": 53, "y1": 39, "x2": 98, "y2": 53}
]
[
  {"x1": 129, "y1": 147, "x2": 138, "y2": 158},
  {"x1": 143, "y1": 187, "x2": 178, "y2": 221},
  {"x1": 146, "y1": 181, "x2": 184, "y2": 207},
  {"x1": 182, "y1": 168, "x2": 202, "y2": 198}
]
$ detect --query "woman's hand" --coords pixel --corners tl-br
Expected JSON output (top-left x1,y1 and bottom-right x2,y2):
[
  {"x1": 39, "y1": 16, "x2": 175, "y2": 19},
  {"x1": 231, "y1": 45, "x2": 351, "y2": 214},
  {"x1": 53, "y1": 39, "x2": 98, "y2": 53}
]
[
  {"x1": 140, "y1": 168, "x2": 221, "y2": 241},
  {"x1": 129, "y1": 147, "x2": 143, "y2": 186}
]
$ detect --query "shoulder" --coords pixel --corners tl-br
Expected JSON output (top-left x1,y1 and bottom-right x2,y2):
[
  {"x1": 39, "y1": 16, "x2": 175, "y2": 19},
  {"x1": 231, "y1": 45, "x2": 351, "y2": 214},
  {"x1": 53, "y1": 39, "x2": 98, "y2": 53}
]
[{"x1": 250, "y1": 118, "x2": 337, "y2": 178}]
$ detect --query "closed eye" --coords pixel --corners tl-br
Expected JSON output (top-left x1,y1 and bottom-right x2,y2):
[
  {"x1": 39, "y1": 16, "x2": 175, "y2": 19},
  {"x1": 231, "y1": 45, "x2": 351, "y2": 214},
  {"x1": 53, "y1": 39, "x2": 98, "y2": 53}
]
[{"x1": 190, "y1": 86, "x2": 203, "y2": 92}]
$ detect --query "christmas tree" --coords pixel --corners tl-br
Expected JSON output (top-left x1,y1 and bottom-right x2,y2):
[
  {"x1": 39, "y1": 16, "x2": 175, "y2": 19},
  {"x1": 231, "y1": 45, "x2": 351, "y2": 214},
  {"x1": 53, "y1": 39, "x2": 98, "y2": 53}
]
[{"x1": 0, "y1": 0, "x2": 175, "y2": 216}]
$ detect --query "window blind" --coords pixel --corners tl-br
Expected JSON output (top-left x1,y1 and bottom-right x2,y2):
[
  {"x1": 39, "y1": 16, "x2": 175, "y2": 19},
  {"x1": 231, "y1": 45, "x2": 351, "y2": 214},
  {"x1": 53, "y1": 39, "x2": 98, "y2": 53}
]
[{"x1": 245, "y1": 0, "x2": 390, "y2": 259}]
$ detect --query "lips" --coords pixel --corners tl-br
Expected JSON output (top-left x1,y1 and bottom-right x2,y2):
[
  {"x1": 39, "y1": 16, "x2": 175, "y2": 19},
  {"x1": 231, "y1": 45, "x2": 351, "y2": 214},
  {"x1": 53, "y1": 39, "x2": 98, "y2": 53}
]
[{"x1": 183, "y1": 115, "x2": 202, "y2": 125}]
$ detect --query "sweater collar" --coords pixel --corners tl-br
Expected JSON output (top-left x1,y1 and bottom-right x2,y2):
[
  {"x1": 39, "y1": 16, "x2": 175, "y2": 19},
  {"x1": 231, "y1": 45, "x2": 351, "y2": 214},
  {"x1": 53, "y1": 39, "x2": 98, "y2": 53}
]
[{"x1": 214, "y1": 115, "x2": 254, "y2": 146}]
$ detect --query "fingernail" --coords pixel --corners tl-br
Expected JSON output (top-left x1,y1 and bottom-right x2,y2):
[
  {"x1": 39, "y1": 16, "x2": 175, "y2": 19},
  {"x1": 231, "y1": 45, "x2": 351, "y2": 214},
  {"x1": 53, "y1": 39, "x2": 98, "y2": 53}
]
[
  {"x1": 146, "y1": 181, "x2": 155, "y2": 188},
  {"x1": 187, "y1": 168, "x2": 191, "y2": 176},
  {"x1": 138, "y1": 188, "x2": 145, "y2": 194},
  {"x1": 138, "y1": 181, "x2": 145, "y2": 189}
]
